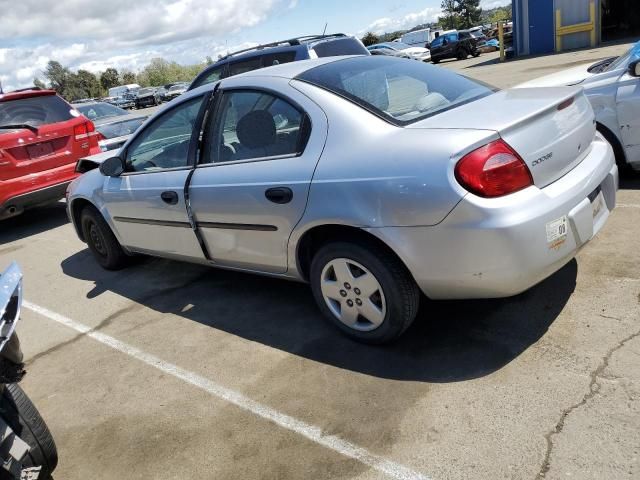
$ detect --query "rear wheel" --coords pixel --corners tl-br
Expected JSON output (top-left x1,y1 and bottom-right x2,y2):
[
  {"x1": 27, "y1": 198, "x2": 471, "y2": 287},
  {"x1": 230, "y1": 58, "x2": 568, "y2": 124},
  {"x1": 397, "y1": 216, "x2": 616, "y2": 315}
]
[
  {"x1": 81, "y1": 205, "x2": 129, "y2": 270},
  {"x1": 0, "y1": 384, "x2": 57, "y2": 479},
  {"x1": 432, "y1": 57, "x2": 440, "y2": 64},
  {"x1": 310, "y1": 242, "x2": 420, "y2": 344},
  {"x1": 457, "y1": 48, "x2": 468, "y2": 60}
]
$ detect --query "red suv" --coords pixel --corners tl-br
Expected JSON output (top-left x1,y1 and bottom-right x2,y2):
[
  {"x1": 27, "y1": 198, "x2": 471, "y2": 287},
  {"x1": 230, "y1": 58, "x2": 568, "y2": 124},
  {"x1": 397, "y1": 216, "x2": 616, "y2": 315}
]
[{"x1": 0, "y1": 89, "x2": 101, "y2": 220}]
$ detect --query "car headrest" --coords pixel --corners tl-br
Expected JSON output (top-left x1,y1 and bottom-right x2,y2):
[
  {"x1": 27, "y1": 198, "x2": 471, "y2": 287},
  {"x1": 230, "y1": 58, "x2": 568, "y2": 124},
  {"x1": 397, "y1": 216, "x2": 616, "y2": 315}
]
[{"x1": 236, "y1": 110, "x2": 276, "y2": 149}]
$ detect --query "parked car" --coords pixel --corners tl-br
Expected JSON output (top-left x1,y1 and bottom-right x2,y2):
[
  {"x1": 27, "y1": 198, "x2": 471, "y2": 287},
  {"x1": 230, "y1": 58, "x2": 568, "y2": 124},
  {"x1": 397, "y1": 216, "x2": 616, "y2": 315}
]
[
  {"x1": 518, "y1": 40, "x2": 640, "y2": 172},
  {"x1": 67, "y1": 56, "x2": 617, "y2": 344},
  {"x1": 107, "y1": 84, "x2": 140, "y2": 110},
  {"x1": 72, "y1": 101, "x2": 148, "y2": 152},
  {"x1": 0, "y1": 263, "x2": 58, "y2": 479},
  {"x1": 135, "y1": 87, "x2": 160, "y2": 109},
  {"x1": 430, "y1": 31, "x2": 480, "y2": 63},
  {"x1": 367, "y1": 42, "x2": 431, "y2": 62},
  {"x1": 164, "y1": 84, "x2": 188, "y2": 101},
  {"x1": 154, "y1": 86, "x2": 168, "y2": 103},
  {"x1": 188, "y1": 34, "x2": 369, "y2": 91},
  {"x1": 0, "y1": 88, "x2": 100, "y2": 220}
]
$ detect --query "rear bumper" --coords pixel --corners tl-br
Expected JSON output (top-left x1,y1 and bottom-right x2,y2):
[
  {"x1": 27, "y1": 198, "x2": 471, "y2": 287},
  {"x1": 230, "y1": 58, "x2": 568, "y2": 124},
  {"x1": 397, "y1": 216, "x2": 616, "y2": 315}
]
[
  {"x1": 372, "y1": 133, "x2": 618, "y2": 299},
  {"x1": 0, "y1": 162, "x2": 78, "y2": 220},
  {"x1": 0, "y1": 181, "x2": 70, "y2": 220}
]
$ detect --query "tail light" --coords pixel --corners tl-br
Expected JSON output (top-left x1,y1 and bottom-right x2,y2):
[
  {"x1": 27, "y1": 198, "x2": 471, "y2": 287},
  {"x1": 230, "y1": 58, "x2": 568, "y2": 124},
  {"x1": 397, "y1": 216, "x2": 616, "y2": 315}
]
[
  {"x1": 73, "y1": 121, "x2": 97, "y2": 141},
  {"x1": 455, "y1": 139, "x2": 533, "y2": 198}
]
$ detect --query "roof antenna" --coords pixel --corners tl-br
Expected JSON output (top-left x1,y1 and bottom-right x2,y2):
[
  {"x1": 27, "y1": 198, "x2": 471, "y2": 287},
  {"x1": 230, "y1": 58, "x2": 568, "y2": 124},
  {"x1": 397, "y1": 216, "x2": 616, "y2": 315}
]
[{"x1": 322, "y1": 22, "x2": 328, "y2": 35}]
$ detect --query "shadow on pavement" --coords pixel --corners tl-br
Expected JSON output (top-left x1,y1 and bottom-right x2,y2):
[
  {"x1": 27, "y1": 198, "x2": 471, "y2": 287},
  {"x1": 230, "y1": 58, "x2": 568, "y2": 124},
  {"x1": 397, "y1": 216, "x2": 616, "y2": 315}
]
[
  {"x1": 61, "y1": 250, "x2": 577, "y2": 383},
  {"x1": 0, "y1": 202, "x2": 69, "y2": 245}
]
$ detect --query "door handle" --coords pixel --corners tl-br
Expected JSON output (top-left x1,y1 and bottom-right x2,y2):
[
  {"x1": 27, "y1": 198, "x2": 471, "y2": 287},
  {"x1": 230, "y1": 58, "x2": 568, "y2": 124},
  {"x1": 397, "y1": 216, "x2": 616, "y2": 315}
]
[
  {"x1": 161, "y1": 191, "x2": 179, "y2": 205},
  {"x1": 265, "y1": 187, "x2": 293, "y2": 204}
]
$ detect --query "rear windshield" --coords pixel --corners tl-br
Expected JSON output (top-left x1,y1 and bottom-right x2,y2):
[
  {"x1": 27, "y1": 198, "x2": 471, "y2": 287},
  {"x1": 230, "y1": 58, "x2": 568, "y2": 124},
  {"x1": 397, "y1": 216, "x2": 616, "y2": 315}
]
[
  {"x1": 76, "y1": 102, "x2": 127, "y2": 120},
  {"x1": 311, "y1": 38, "x2": 369, "y2": 57},
  {"x1": 296, "y1": 56, "x2": 494, "y2": 125},
  {"x1": 0, "y1": 95, "x2": 74, "y2": 128}
]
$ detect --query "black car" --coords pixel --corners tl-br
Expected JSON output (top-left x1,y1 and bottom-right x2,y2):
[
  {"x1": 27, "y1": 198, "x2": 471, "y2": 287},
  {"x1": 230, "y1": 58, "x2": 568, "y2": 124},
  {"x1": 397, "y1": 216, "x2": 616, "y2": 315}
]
[
  {"x1": 189, "y1": 34, "x2": 369, "y2": 91},
  {"x1": 429, "y1": 31, "x2": 480, "y2": 63},
  {"x1": 135, "y1": 87, "x2": 159, "y2": 109}
]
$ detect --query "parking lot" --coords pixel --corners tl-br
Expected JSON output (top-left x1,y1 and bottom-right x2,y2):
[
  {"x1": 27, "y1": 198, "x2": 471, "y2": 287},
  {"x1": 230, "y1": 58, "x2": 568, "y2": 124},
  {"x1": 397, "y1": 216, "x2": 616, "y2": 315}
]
[{"x1": 2, "y1": 44, "x2": 639, "y2": 480}]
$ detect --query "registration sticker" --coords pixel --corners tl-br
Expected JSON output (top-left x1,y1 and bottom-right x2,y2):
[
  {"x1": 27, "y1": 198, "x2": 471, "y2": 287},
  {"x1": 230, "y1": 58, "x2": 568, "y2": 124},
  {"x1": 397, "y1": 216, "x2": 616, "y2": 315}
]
[{"x1": 546, "y1": 216, "x2": 568, "y2": 243}]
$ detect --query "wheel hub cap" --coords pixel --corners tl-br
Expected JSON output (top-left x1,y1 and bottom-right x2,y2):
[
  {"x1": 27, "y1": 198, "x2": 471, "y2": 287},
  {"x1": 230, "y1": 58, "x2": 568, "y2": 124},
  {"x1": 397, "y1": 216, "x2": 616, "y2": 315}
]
[
  {"x1": 320, "y1": 258, "x2": 386, "y2": 332},
  {"x1": 89, "y1": 223, "x2": 107, "y2": 256}
]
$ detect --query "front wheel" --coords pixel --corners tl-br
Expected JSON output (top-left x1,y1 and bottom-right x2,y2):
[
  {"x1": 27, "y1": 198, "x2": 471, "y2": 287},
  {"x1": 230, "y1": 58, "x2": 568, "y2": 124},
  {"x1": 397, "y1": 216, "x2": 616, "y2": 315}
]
[
  {"x1": 310, "y1": 242, "x2": 420, "y2": 344},
  {"x1": 457, "y1": 49, "x2": 468, "y2": 60},
  {"x1": 0, "y1": 384, "x2": 57, "y2": 479},
  {"x1": 80, "y1": 205, "x2": 129, "y2": 270}
]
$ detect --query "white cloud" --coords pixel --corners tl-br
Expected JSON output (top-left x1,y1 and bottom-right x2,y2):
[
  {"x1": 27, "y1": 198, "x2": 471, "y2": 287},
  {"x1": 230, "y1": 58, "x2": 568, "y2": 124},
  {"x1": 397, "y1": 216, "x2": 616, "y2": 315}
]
[
  {"x1": 481, "y1": 0, "x2": 511, "y2": 9},
  {"x1": 364, "y1": 7, "x2": 442, "y2": 35},
  {"x1": 0, "y1": 0, "x2": 294, "y2": 91}
]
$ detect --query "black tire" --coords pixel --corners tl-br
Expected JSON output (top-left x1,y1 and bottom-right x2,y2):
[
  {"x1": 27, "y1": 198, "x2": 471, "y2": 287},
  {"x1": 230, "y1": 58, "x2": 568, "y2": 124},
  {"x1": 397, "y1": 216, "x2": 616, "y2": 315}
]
[
  {"x1": 81, "y1": 205, "x2": 129, "y2": 270},
  {"x1": 310, "y1": 242, "x2": 420, "y2": 344},
  {"x1": 432, "y1": 57, "x2": 440, "y2": 64},
  {"x1": 472, "y1": 50, "x2": 480, "y2": 57},
  {"x1": 456, "y1": 49, "x2": 468, "y2": 60},
  {"x1": 0, "y1": 384, "x2": 57, "y2": 479}
]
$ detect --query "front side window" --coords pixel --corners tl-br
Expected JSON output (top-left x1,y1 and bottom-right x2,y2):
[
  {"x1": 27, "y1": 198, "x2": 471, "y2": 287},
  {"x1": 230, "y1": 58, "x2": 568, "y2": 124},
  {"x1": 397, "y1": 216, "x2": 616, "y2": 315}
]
[
  {"x1": 125, "y1": 97, "x2": 204, "y2": 172},
  {"x1": 446, "y1": 33, "x2": 458, "y2": 42},
  {"x1": 261, "y1": 52, "x2": 297, "y2": 67},
  {"x1": 192, "y1": 65, "x2": 226, "y2": 90},
  {"x1": 297, "y1": 56, "x2": 494, "y2": 125},
  {"x1": 430, "y1": 37, "x2": 443, "y2": 48},
  {"x1": 205, "y1": 90, "x2": 309, "y2": 164},
  {"x1": 311, "y1": 37, "x2": 369, "y2": 57}
]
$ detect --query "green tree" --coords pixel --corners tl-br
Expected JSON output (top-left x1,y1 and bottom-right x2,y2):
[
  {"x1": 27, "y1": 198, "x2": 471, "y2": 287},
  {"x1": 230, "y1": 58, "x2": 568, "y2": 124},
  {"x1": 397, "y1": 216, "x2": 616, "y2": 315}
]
[
  {"x1": 33, "y1": 78, "x2": 47, "y2": 89},
  {"x1": 440, "y1": 0, "x2": 481, "y2": 29},
  {"x1": 43, "y1": 61, "x2": 70, "y2": 94},
  {"x1": 121, "y1": 70, "x2": 136, "y2": 85},
  {"x1": 100, "y1": 68, "x2": 120, "y2": 91},
  {"x1": 74, "y1": 70, "x2": 102, "y2": 98},
  {"x1": 361, "y1": 32, "x2": 379, "y2": 46},
  {"x1": 456, "y1": 0, "x2": 482, "y2": 28}
]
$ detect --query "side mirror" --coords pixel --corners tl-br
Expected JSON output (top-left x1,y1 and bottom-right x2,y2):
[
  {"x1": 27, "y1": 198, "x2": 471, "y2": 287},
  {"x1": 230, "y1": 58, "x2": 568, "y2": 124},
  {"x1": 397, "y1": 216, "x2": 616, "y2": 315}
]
[
  {"x1": 629, "y1": 60, "x2": 640, "y2": 78},
  {"x1": 99, "y1": 156, "x2": 124, "y2": 177}
]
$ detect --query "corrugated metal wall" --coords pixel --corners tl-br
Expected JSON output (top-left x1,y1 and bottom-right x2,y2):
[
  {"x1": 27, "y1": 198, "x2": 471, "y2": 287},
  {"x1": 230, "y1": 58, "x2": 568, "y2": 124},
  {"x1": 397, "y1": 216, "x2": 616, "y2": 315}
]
[{"x1": 555, "y1": 0, "x2": 598, "y2": 50}]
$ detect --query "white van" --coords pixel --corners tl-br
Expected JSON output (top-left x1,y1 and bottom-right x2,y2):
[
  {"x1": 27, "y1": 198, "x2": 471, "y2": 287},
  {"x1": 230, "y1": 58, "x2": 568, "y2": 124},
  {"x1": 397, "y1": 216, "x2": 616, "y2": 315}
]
[
  {"x1": 107, "y1": 84, "x2": 140, "y2": 99},
  {"x1": 400, "y1": 29, "x2": 431, "y2": 48}
]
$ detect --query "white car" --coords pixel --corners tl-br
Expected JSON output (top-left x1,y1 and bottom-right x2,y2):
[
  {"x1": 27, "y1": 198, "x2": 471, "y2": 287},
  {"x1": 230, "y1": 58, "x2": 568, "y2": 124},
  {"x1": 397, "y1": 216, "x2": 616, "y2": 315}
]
[
  {"x1": 368, "y1": 42, "x2": 431, "y2": 62},
  {"x1": 519, "y1": 41, "x2": 640, "y2": 171}
]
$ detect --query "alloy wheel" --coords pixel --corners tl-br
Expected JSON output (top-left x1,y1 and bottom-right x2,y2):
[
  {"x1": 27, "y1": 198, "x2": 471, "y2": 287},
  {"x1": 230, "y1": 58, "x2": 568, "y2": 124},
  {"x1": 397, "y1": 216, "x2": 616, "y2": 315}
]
[{"x1": 320, "y1": 258, "x2": 387, "y2": 331}]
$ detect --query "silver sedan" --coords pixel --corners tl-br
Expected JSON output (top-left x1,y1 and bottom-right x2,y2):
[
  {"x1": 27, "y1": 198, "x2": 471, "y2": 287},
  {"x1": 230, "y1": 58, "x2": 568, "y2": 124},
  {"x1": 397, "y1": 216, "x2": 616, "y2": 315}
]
[{"x1": 67, "y1": 56, "x2": 618, "y2": 344}]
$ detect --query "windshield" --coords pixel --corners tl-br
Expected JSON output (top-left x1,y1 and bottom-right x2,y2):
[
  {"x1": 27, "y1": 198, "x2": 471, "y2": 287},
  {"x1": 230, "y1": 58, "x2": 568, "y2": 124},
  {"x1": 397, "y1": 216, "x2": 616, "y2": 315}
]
[
  {"x1": 76, "y1": 102, "x2": 127, "y2": 120},
  {"x1": 296, "y1": 56, "x2": 494, "y2": 125},
  {"x1": 387, "y1": 43, "x2": 411, "y2": 50},
  {"x1": 138, "y1": 88, "x2": 155, "y2": 95},
  {"x1": 0, "y1": 95, "x2": 74, "y2": 128}
]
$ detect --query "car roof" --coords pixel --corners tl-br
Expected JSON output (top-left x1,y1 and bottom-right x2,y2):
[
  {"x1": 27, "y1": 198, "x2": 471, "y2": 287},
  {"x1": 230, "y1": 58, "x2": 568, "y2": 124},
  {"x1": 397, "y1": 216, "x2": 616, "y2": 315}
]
[{"x1": 0, "y1": 88, "x2": 57, "y2": 102}]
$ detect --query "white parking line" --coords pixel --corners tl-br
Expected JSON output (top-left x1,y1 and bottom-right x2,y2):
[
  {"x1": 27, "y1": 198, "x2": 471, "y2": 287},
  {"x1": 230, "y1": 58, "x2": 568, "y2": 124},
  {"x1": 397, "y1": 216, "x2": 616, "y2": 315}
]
[
  {"x1": 618, "y1": 203, "x2": 640, "y2": 208},
  {"x1": 23, "y1": 301, "x2": 430, "y2": 480}
]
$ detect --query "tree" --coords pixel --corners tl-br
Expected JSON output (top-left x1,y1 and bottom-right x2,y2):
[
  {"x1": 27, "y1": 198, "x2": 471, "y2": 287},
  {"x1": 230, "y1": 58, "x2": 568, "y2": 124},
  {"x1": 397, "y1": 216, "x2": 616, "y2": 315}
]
[
  {"x1": 100, "y1": 68, "x2": 119, "y2": 91},
  {"x1": 121, "y1": 70, "x2": 136, "y2": 85},
  {"x1": 361, "y1": 32, "x2": 379, "y2": 47},
  {"x1": 43, "y1": 61, "x2": 70, "y2": 94},
  {"x1": 439, "y1": 0, "x2": 482, "y2": 29},
  {"x1": 33, "y1": 78, "x2": 47, "y2": 89},
  {"x1": 75, "y1": 70, "x2": 102, "y2": 98},
  {"x1": 456, "y1": 0, "x2": 482, "y2": 29}
]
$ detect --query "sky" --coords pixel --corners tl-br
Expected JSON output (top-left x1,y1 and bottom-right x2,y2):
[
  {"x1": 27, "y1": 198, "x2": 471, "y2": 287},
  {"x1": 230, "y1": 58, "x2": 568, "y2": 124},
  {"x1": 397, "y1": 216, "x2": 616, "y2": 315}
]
[{"x1": 0, "y1": 0, "x2": 510, "y2": 91}]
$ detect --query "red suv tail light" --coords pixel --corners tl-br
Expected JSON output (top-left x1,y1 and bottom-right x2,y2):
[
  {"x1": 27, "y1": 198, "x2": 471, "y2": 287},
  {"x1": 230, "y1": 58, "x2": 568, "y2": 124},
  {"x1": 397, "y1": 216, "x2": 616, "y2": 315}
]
[
  {"x1": 73, "y1": 121, "x2": 97, "y2": 141},
  {"x1": 455, "y1": 139, "x2": 533, "y2": 198}
]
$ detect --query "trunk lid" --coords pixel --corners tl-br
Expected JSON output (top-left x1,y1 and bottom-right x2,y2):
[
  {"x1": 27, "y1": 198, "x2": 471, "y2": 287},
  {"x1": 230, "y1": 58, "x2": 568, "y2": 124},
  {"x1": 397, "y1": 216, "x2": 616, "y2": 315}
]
[{"x1": 409, "y1": 87, "x2": 596, "y2": 188}]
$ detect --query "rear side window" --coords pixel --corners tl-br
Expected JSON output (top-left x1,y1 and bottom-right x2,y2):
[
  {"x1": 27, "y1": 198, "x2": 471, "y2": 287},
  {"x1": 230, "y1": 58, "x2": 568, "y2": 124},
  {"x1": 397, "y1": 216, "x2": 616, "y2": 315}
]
[
  {"x1": 261, "y1": 52, "x2": 297, "y2": 67},
  {"x1": 311, "y1": 38, "x2": 369, "y2": 57},
  {"x1": 228, "y1": 58, "x2": 262, "y2": 76},
  {"x1": 0, "y1": 95, "x2": 74, "y2": 128}
]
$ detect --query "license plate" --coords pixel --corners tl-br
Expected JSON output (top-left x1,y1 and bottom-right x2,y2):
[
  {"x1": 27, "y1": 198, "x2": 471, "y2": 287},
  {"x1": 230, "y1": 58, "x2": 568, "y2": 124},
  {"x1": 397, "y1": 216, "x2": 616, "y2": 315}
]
[
  {"x1": 546, "y1": 216, "x2": 568, "y2": 243},
  {"x1": 26, "y1": 142, "x2": 53, "y2": 159},
  {"x1": 591, "y1": 191, "x2": 605, "y2": 219}
]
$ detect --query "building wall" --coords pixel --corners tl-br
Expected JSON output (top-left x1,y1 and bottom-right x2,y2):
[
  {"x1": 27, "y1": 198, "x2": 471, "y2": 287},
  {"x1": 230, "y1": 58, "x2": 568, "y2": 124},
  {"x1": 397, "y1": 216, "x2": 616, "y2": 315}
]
[{"x1": 513, "y1": 0, "x2": 600, "y2": 56}]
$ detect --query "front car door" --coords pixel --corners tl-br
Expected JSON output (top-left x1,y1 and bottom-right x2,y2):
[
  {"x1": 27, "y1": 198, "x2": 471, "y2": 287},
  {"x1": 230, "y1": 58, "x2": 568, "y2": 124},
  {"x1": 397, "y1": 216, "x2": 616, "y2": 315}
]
[
  {"x1": 188, "y1": 77, "x2": 328, "y2": 273},
  {"x1": 102, "y1": 95, "x2": 209, "y2": 262}
]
